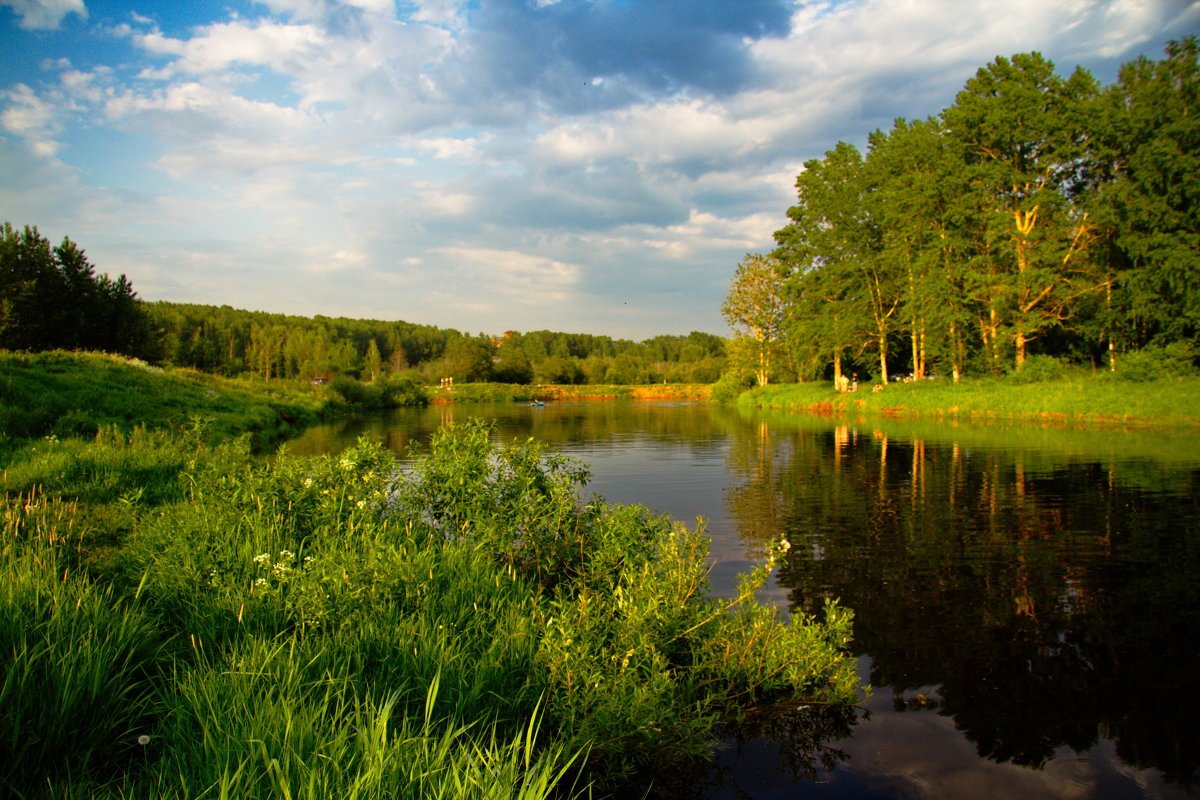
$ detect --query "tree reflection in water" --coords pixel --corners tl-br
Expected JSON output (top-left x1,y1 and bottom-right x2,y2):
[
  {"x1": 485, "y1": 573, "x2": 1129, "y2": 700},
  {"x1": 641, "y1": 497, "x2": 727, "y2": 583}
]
[{"x1": 726, "y1": 415, "x2": 1200, "y2": 790}]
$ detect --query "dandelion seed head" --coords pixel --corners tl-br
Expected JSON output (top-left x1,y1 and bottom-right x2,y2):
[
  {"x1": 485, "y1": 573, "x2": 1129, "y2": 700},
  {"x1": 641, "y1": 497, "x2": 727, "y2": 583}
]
[{"x1": 137, "y1": 735, "x2": 150, "y2": 746}]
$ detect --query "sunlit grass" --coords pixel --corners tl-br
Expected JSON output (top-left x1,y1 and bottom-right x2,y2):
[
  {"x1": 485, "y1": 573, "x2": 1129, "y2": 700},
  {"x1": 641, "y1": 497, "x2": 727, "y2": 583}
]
[
  {"x1": 741, "y1": 373, "x2": 1200, "y2": 427},
  {"x1": 1, "y1": 419, "x2": 859, "y2": 798}
]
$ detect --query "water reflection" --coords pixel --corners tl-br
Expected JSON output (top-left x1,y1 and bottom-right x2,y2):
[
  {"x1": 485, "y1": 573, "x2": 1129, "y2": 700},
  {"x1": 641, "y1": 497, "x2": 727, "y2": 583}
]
[
  {"x1": 286, "y1": 403, "x2": 1200, "y2": 797},
  {"x1": 726, "y1": 413, "x2": 1200, "y2": 794}
]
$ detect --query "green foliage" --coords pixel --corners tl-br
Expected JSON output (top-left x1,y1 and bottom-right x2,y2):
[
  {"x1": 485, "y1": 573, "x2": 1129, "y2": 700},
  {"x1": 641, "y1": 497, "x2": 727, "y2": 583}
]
[
  {"x1": 1009, "y1": 354, "x2": 1068, "y2": 383},
  {"x1": 739, "y1": 373, "x2": 1200, "y2": 425},
  {"x1": 392, "y1": 421, "x2": 860, "y2": 779},
  {"x1": 765, "y1": 39, "x2": 1200, "y2": 384},
  {"x1": 1112, "y1": 342, "x2": 1198, "y2": 382},
  {"x1": 0, "y1": 420, "x2": 860, "y2": 797},
  {"x1": 147, "y1": 302, "x2": 727, "y2": 387},
  {"x1": 328, "y1": 373, "x2": 428, "y2": 408},
  {"x1": 0, "y1": 224, "x2": 155, "y2": 358},
  {"x1": 711, "y1": 370, "x2": 756, "y2": 405}
]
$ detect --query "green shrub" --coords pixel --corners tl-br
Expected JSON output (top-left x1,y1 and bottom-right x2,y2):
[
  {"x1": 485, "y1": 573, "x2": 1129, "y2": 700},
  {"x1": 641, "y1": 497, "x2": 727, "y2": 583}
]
[
  {"x1": 1010, "y1": 354, "x2": 1067, "y2": 383},
  {"x1": 1114, "y1": 342, "x2": 1197, "y2": 382},
  {"x1": 711, "y1": 371, "x2": 755, "y2": 405}
]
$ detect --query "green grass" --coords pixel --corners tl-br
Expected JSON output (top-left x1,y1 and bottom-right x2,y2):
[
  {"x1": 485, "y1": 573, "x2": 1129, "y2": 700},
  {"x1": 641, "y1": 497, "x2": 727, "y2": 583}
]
[
  {"x1": 740, "y1": 373, "x2": 1200, "y2": 428},
  {"x1": 0, "y1": 350, "x2": 326, "y2": 447},
  {"x1": 1, "y1": 413, "x2": 860, "y2": 798}
]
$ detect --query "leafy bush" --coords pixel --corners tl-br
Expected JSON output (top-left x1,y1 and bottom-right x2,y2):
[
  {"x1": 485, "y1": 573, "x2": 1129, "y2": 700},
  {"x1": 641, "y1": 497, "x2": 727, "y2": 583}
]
[
  {"x1": 710, "y1": 370, "x2": 756, "y2": 404},
  {"x1": 1009, "y1": 354, "x2": 1067, "y2": 383},
  {"x1": 1114, "y1": 342, "x2": 1198, "y2": 382},
  {"x1": 329, "y1": 374, "x2": 429, "y2": 408}
]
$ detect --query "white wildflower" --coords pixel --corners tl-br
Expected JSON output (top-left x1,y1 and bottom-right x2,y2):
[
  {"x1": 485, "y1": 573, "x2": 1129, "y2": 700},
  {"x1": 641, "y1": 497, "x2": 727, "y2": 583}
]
[
  {"x1": 137, "y1": 735, "x2": 151, "y2": 746},
  {"x1": 274, "y1": 562, "x2": 290, "y2": 572},
  {"x1": 278, "y1": 550, "x2": 294, "y2": 560},
  {"x1": 253, "y1": 553, "x2": 270, "y2": 564},
  {"x1": 254, "y1": 578, "x2": 268, "y2": 587}
]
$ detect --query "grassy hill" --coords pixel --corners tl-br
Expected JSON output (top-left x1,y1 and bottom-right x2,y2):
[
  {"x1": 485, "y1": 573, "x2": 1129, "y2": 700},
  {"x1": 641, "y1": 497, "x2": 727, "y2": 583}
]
[{"x1": 0, "y1": 350, "x2": 326, "y2": 446}]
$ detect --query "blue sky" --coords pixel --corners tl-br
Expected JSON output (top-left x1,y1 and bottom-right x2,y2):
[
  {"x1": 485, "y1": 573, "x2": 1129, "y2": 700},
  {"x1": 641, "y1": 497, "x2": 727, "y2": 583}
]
[{"x1": 3, "y1": 0, "x2": 1197, "y2": 339}]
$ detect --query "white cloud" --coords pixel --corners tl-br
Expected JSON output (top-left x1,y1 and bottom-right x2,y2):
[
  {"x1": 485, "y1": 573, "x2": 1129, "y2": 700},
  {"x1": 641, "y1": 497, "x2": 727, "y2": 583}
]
[
  {"x1": 417, "y1": 135, "x2": 485, "y2": 160},
  {"x1": 1, "y1": 0, "x2": 84, "y2": 30},
  {"x1": 435, "y1": 246, "x2": 581, "y2": 306},
  {"x1": 132, "y1": 19, "x2": 326, "y2": 76},
  {"x1": 3, "y1": 0, "x2": 1193, "y2": 338},
  {"x1": 0, "y1": 83, "x2": 61, "y2": 156}
]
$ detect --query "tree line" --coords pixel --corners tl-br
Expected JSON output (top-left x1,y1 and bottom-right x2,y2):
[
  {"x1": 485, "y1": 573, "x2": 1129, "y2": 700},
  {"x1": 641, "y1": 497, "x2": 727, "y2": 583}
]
[
  {"x1": 149, "y1": 303, "x2": 725, "y2": 385},
  {"x1": 0, "y1": 224, "x2": 154, "y2": 357},
  {"x1": 1, "y1": 225, "x2": 726, "y2": 385},
  {"x1": 725, "y1": 38, "x2": 1198, "y2": 385}
]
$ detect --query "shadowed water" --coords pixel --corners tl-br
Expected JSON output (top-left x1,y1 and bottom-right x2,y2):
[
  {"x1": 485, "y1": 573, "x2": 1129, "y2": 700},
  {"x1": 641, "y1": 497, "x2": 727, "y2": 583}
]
[{"x1": 287, "y1": 401, "x2": 1200, "y2": 799}]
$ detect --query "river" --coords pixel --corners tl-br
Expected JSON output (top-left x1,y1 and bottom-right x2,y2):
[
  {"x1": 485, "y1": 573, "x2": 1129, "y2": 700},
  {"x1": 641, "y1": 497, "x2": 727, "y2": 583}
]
[{"x1": 286, "y1": 400, "x2": 1200, "y2": 799}]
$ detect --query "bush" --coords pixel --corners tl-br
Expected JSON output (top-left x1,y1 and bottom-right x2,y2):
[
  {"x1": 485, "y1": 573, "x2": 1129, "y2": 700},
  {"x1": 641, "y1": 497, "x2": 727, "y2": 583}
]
[
  {"x1": 1114, "y1": 342, "x2": 1198, "y2": 382},
  {"x1": 1010, "y1": 354, "x2": 1067, "y2": 383},
  {"x1": 710, "y1": 371, "x2": 756, "y2": 405}
]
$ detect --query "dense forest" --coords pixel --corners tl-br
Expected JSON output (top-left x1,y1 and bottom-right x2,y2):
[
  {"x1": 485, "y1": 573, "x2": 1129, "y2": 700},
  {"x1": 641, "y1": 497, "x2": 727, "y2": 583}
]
[
  {"x1": 145, "y1": 303, "x2": 726, "y2": 385},
  {"x1": 0, "y1": 224, "x2": 154, "y2": 357},
  {"x1": 0, "y1": 225, "x2": 725, "y2": 385},
  {"x1": 725, "y1": 38, "x2": 1198, "y2": 385}
]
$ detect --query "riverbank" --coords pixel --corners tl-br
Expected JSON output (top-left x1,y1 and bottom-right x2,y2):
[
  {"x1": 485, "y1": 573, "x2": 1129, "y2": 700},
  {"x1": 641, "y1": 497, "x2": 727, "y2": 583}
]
[
  {"x1": 739, "y1": 375, "x2": 1200, "y2": 429},
  {"x1": 0, "y1": 355, "x2": 856, "y2": 799},
  {"x1": 0, "y1": 350, "x2": 328, "y2": 447},
  {"x1": 429, "y1": 382, "x2": 712, "y2": 403}
]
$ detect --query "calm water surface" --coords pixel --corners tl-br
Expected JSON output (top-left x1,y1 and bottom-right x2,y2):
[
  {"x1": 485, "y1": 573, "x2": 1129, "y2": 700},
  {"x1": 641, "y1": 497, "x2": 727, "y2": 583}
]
[{"x1": 287, "y1": 401, "x2": 1200, "y2": 799}]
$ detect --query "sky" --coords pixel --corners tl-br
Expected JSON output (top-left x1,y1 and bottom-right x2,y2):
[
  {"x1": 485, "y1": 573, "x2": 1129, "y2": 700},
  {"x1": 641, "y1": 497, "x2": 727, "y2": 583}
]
[{"x1": 2, "y1": 0, "x2": 1197, "y2": 340}]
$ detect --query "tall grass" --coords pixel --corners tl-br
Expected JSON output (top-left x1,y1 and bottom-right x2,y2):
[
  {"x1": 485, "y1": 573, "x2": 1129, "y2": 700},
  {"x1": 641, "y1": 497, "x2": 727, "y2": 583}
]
[{"x1": 1, "y1": 419, "x2": 860, "y2": 798}]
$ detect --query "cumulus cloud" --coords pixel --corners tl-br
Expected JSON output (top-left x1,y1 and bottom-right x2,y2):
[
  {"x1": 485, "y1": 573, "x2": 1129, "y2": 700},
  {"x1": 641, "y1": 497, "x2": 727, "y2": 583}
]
[
  {"x1": 1, "y1": 0, "x2": 84, "y2": 30},
  {"x1": 0, "y1": 83, "x2": 62, "y2": 156}
]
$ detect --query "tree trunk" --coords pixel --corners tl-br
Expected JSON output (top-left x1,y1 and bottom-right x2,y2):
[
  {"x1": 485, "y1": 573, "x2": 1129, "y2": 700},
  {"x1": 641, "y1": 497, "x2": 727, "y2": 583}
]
[{"x1": 878, "y1": 333, "x2": 889, "y2": 384}]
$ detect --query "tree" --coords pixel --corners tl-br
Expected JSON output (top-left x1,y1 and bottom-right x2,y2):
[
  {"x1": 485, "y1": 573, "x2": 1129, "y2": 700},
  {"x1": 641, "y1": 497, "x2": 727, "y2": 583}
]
[
  {"x1": 0, "y1": 223, "x2": 153, "y2": 357},
  {"x1": 1094, "y1": 36, "x2": 1200, "y2": 359},
  {"x1": 774, "y1": 143, "x2": 883, "y2": 384},
  {"x1": 722, "y1": 253, "x2": 786, "y2": 386},
  {"x1": 866, "y1": 118, "x2": 974, "y2": 381},
  {"x1": 364, "y1": 338, "x2": 383, "y2": 382},
  {"x1": 942, "y1": 54, "x2": 1103, "y2": 370}
]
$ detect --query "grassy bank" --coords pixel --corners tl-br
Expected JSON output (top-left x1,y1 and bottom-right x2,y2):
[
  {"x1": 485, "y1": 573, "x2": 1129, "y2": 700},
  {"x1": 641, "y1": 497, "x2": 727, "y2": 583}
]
[
  {"x1": 739, "y1": 374, "x2": 1200, "y2": 428},
  {"x1": 0, "y1": 357, "x2": 858, "y2": 798},
  {"x1": 431, "y1": 383, "x2": 712, "y2": 404},
  {"x1": 1, "y1": 350, "x2": 328, "y2": 447}
]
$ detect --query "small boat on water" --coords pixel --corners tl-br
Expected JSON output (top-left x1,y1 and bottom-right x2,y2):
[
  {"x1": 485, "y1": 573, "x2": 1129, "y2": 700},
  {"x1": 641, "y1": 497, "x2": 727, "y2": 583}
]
[{"x1": 529, "y1": 400, "x2": 544, "y2": 407}]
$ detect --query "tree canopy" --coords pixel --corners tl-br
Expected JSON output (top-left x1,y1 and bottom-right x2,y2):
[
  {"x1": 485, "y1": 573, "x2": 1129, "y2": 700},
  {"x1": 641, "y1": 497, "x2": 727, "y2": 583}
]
[
  {"x1": 747, "y1": 39, "x2": 1199, "y2": 383},
  {"x1": 0, "y1": 224, "x2": 153, "y2": 358}
]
